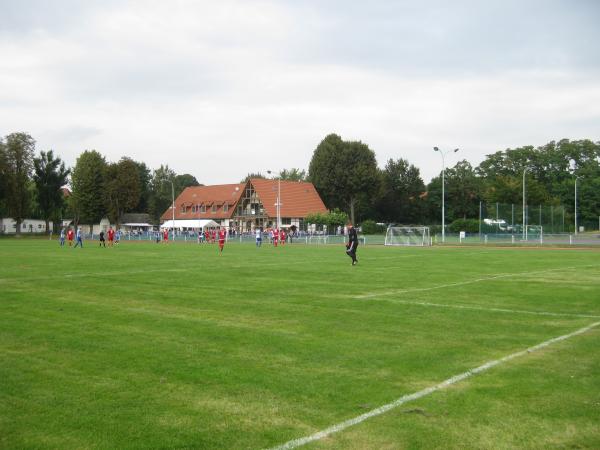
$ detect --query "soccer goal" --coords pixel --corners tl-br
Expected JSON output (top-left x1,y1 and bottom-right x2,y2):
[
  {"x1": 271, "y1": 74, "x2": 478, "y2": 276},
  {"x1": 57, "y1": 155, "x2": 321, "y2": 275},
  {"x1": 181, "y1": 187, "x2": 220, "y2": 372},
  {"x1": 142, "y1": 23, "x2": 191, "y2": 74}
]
[
  {"x1": 385, "y1": 226, "x2": 431, "y2": 246},
  {"x1": 307, "y1": 235, "x2": 328, "y2": 245}
]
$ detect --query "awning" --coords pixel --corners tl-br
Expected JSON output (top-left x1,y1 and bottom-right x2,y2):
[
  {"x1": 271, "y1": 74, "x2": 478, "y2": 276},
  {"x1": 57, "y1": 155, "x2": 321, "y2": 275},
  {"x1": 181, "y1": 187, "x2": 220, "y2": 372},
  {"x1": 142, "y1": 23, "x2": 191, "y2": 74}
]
[
  {"x1": 122, "y1": 223, "x2": 154, "y2": 227},
  {"x1": 161, "y1": 219, "x2": 219, "y2": 229}
]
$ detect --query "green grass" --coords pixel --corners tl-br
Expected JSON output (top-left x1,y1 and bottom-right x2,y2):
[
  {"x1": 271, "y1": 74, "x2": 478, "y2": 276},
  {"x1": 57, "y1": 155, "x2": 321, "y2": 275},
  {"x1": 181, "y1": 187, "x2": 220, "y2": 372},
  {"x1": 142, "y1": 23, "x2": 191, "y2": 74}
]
[{"x1": 1, "y1": 239, "x2": 599, "y2": 449}]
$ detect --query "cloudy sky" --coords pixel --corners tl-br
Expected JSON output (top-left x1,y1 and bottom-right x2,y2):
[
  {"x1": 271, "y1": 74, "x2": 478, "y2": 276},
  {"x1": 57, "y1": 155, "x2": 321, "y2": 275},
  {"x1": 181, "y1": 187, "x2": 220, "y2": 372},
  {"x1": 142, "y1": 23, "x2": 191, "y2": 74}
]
[{"x1": 1, "y1": 0, "x2": 599, "y2": 184}]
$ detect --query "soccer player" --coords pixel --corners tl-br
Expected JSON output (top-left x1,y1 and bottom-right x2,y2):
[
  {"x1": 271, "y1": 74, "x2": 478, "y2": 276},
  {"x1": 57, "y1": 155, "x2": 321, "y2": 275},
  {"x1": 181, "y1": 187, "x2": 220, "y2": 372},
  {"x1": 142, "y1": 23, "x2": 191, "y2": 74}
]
[
  {"x1": 59, "y1": 227, "x2": 66, "y2": 247},
  {"x1": 107, "y1": 226, "x2": 115, "y2": 247},
  {"x1": 280, "y1": 228, "x2": 286, "y2": 246},
  {"x1": 273, "y1": 228, "x2": 278, "y2": 247},
  {"x1": 67, "y1": 227, "x2": 74, "y2": 247},
  {"x1": 99, "y1": 230, "x2": 106, "y2": 247},
  {"x1": 345, "y1": 222, "x2": 358, "y2": 265},
  {"x1": 74, "y1": 227, "x2": 83, "y2": 248},
  {"x1": 115, "y1": 229, "x2": 121, "y2": 245},
  {"x1": 163, "y1": 229, "x2": 169, "y2": 244},
  {"x1": 255, "y1": 228, "x2": 262, "y2": 247},
  {"x1": 218, "y1": 227, "x2": 226, "y2": 254}
]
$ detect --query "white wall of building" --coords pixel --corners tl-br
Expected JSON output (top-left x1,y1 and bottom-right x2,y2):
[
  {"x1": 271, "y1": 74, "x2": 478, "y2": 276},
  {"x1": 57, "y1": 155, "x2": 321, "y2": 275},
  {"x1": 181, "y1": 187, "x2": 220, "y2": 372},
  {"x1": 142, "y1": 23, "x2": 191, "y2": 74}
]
[{"x1": 0, "y1": 218, "x2": 54, "y2": 234}]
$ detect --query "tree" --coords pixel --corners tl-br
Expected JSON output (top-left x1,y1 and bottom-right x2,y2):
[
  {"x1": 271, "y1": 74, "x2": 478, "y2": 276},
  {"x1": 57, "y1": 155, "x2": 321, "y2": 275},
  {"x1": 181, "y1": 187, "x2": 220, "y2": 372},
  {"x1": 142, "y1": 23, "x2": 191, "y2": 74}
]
[
  {"x1": 133, "y1": 160, "x2": 152, "y2": 213},
  {"x1": 444, "y1": 160, "x2": 482, "y2": 220},
  {"x1": 104, "y1": 157, "x2": 141, "y2": 226},
  {"x1": 240, "y1": 172, "x2": 266, "y2": 183},
  {"x1": 377, "y1": 158, "x2": 425, "y2": 223},
  {"x1": 173, "y1": 173, "x2": 201, "y2": 197},
  {"x1": 308, "y1": 134, "x2": 380, "y2": 223},
  {"x1": 148, "y1": 165, "x2": 176, "y2": 223},
  {"x1": 33, "y1": 150, "x2": 70, "y2": 234},
  {"x1": 70, "y1": 150, "x2": 107, "y2": 225},
  {"x1": 3, "y1": 133, "x2": 35, "y2": 235},
  {"x1": 279, "y1": 168, "x2": 307, "y2": 182},
  {"x1": 0, "y1": 141, "x2": 7, "y2": 220}
]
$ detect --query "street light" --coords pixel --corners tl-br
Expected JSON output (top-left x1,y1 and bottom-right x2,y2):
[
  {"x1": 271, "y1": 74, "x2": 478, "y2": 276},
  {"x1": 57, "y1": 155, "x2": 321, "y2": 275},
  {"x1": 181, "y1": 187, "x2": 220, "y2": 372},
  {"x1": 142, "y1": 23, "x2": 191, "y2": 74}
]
[
  {"x1": 266, "y1": 170, "x2": 281, "y2": 231},
  {"x1": 574, "y1": 176, "x2": 581, "y2": 235},
  {"x1": 433, "y1": 146, "x2": 459, "y2": 243},
  {"x1": 522, "y1": 167, "x2": 529, "y2": 241},
  {"x1": 170, "y1": 180, "x2": 175, "y2": 242}
]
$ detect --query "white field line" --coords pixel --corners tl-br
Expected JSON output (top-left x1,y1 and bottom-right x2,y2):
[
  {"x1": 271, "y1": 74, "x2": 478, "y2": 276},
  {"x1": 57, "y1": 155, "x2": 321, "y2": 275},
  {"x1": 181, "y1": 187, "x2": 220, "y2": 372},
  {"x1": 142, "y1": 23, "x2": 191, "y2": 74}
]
[
  {"x1": 267, "y1": 321, "x2": 600, "y2": 450},
  {"x1": 365, "y1": 298, "x2": 600, "y2": 319},
  {"x1": 354, "y1": 264, "x2": 600, "y2": 299}
]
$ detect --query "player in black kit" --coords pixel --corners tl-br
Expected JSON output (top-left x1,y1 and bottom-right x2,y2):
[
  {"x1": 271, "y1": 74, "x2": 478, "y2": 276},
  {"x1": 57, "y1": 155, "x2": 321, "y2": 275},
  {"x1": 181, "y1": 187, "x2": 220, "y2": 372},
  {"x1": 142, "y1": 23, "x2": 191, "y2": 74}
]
[{"x1": 346, "y1": 222, "x2": 358, "y2": 265}]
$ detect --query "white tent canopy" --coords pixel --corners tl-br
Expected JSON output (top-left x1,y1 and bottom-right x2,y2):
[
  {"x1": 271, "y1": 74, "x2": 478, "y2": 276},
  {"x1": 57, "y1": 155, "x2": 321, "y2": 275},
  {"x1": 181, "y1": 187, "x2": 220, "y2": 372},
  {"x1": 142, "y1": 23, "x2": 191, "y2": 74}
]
[{"x1": 161, "y1": 219, "x2": 219, "y2": 230}]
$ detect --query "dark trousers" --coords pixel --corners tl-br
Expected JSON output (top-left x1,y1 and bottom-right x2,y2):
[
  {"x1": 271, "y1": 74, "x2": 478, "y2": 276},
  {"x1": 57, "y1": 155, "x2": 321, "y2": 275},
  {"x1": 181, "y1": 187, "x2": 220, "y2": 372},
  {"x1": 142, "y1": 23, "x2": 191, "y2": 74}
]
[{"x1": 346, "y1": 242, "x2": 358, "y2": 263}]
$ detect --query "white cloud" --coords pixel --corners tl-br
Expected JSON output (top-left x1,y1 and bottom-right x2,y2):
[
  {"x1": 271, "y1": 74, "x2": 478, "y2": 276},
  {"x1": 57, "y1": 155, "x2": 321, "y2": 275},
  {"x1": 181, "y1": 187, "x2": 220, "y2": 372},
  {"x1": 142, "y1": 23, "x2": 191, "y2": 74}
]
[{"x1": 0, "y1": 0, "x2": 599, "y2": 185}]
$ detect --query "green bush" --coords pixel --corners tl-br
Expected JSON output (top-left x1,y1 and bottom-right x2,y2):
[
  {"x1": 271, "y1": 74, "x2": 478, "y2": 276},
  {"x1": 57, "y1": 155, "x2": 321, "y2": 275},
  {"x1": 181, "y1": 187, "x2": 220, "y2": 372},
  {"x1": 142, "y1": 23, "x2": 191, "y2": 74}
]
[
  {"x1": 360, "y1": 219, "x2": 386, "y2": 235},
  {"x1": 449, "y1": 218, "x2": 479, "y2": 233}
]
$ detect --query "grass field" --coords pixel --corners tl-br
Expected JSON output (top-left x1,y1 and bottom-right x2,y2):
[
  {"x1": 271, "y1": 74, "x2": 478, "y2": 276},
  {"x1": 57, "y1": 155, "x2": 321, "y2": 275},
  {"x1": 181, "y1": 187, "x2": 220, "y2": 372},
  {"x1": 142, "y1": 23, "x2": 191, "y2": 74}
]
[{"x1": 1, "y1": 239, "x2": 599, "y2": 449}]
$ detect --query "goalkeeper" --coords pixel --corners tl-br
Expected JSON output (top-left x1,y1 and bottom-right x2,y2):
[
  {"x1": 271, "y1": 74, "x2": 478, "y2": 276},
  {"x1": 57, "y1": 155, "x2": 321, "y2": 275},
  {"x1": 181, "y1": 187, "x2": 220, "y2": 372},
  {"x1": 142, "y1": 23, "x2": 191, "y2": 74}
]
[{"x1": 345, "y1": 222, "x2": 358, "y2": 265}]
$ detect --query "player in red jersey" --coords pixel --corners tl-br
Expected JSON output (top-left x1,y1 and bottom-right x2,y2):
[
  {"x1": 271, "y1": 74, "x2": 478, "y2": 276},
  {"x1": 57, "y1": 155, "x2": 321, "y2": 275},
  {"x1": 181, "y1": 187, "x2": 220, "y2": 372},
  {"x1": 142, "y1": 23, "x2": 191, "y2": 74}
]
[
  {"x1": 163, "y1": 229, "x2": 169, "y2": 243},
  {"x1": 211, "y1": 230, "x2": 216, "y2": 243},
  {"x1": 280, "y1": 228, "x2": 286, "y2": 246},
  {"x1": 67, "y1": 228, "x2": 74, "y2": 247},
  {"x1": 273, "y1": 228, "x2": 279, "y2": 247},
  {"x1": 107, "y1": 226, "x2": 115, "y2": 247},
  {"x1": 218, "y1": 227, "x2": 227, "y2": 254}
]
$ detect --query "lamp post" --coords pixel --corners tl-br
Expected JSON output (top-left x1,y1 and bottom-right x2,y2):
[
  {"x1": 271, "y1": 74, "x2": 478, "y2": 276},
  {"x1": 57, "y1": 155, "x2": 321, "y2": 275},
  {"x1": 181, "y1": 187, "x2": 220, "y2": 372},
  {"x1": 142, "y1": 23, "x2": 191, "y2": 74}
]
[
  {"x1": 574, "y1": 176, "x2": 581, "y2": 235},
  {"x1": 266, "y1": 170, "x2": 281, "y2": 231},
  {"x1": 433, "y1": 146, "x2": 458, "y2": 243},
  {"x1": 170, "y1": 180, "x2": 175, "y2": 242},
  {"x1": 522, "y1": 168, "x2": 529, "y2": 241}
]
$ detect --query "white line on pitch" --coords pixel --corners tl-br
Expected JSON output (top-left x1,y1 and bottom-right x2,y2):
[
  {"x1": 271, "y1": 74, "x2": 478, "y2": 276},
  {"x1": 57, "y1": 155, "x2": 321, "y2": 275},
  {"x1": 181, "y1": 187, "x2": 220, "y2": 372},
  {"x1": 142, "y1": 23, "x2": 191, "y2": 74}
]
[
  {"x1": 267, "y1": 321, "x2": 600, "y2": 450},
  {"x1": 365, "y1": 298, "x2": 600, "y2": 319},
  {"x1": 354, "y1": 264, "x2": 600, "y2": 299}
]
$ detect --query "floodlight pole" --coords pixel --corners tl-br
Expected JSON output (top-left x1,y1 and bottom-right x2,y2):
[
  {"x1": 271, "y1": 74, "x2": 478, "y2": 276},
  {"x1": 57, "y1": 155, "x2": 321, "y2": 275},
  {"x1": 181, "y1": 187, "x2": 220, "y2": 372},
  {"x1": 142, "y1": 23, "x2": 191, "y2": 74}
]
[
  {"x1": 574, "y1": 176, "x2": 581, "y2": 235},
  {"x1": 433, "y1": 146, "x2": 458, "y2": 243},
  {"x1": 522, "y1": 168, "x2": 529, "y2": 241},
  {"x1": 267, "y1": 170, "x2": 281, "y2": 230},
  {"x1": 171, "y1": 180, "x2": 175, "y2": 242}
]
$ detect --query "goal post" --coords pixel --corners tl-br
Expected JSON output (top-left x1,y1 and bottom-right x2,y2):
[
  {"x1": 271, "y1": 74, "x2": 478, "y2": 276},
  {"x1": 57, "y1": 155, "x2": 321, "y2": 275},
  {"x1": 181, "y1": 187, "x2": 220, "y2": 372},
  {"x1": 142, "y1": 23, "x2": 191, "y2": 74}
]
[{"x1": 385, "y1": 226, "x2": 431, "y2": 246}]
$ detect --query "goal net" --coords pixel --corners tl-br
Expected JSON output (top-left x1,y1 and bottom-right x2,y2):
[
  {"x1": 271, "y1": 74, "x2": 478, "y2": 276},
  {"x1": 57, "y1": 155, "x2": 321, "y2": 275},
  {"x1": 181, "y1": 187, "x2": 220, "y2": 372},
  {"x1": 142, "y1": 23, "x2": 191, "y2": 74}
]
[
  {"x1": 307, "y1": 235, "x2": 328, "y2": 245},
  {"x1": 385, "y1": 226, "x2": 431, "y2": 246}
]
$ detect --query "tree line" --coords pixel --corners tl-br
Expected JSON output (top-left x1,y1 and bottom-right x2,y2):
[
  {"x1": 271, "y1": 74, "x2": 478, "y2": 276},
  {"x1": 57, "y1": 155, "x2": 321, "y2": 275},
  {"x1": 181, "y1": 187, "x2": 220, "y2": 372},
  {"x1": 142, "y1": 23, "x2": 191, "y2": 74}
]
[
  {"x1": 1, "y1": 131, "x2": 598, "y2": 235},
  {"x1": 0, "y1": 133, "x2": 201, "y2": 234},
  {"x1": 308, "y1": 134, "x2": 600, "y2": 231}
]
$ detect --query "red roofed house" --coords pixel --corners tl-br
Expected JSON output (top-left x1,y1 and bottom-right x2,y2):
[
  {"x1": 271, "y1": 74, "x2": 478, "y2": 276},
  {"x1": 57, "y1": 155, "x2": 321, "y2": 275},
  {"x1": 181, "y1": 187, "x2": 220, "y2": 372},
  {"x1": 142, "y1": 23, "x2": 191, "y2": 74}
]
[{"x1": 161, "y1": 179, "x2": 328, "y2": 232}]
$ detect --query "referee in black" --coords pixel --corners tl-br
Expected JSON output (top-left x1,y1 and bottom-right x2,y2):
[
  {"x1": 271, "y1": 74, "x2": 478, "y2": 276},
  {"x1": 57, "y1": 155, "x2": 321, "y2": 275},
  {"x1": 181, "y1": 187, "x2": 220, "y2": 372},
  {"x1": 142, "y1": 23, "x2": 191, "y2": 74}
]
[{"x1": 346, "y1": 221, "x2": 358, "y2": 265}]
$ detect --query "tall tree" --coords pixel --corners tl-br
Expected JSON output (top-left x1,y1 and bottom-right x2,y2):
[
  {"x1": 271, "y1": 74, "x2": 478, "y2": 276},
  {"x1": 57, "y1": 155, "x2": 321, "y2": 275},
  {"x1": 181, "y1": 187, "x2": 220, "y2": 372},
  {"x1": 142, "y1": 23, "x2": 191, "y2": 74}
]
[
  {"x1": 3, "y1": 133, "x2": 35, "y2": 235},
  {"x1": 0, "y1": 141, "x2": 7, "y2": 220},
  {"x1": 240, "y1": 172, "x2": 266, "y2": 183},
  {"x1": 445, "y1": 160, "x2": 482, "y2": 220},
  {"x1": 70, "y1": 150, "x2": 107, "y2": 225},
  {"x1": 173, "y1": 173, "x2": 201, "y2": 197},
  {"x1": 308, "y1": 134, "x2": 380, "y2": 223},
  {"x1": 377, "y1": 158, "x2": 425, "y2": 223},
  {"x1": 133, "y1": 160, "x2": 152, "y2": 213},
  {"x1": 33, "y1": 150, "x2": 71, "y2": 234},
  {"x1": 279, "y1": 168, "x2": 307, "y2": 182},
  {"x1": 148, "y1": 165, "x2": 176, "y2": 223},
  {"x1": 104, "y1": 157, "x2": 141, "y2": 226}
]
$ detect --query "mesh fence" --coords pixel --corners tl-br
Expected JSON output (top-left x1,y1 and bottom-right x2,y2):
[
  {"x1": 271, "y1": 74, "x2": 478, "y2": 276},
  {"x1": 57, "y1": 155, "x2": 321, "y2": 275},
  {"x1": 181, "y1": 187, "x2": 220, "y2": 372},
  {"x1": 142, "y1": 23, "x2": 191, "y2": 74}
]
[{"x1": 479, "y1": 203, "x2": 567, "y2": 234}]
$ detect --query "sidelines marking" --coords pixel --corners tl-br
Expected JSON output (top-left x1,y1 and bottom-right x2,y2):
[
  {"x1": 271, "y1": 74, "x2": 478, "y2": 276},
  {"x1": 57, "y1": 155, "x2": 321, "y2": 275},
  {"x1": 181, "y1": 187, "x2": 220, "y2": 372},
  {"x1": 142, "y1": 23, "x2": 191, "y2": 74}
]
[
  {"x1": 365, "y1": 298, "x2": 600, "y2": 319},
  {"x1": 267, "y1": 321, "x2": 600, "y2": 450},
  {"x1": 354, "y1": 264, "x2": 600, "y2": 299}
]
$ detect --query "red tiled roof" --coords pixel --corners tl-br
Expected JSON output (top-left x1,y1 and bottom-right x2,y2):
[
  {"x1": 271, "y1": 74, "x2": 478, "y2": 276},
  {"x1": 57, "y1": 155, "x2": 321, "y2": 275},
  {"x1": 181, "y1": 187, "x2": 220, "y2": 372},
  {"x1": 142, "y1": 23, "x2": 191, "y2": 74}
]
[
  {"x1": 161, "y1": 184, "x2": 244, "y2": 221},
  {"x1": 250, "y1": 179, "x2": 328, "y2": 218}
]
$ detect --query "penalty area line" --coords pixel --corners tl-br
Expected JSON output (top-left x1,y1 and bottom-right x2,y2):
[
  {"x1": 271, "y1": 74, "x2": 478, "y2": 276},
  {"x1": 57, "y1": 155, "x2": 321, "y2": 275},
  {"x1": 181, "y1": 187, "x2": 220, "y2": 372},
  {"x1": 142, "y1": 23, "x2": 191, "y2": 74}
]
[{"x1": 267, "y1": 320, "x2": 600, "y2": 450}]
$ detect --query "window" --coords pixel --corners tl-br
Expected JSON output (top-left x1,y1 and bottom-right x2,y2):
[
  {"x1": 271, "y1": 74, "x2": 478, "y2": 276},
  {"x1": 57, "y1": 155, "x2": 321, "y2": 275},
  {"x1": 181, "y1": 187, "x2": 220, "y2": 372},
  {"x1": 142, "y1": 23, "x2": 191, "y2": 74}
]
[
  {"x1": 282, "y1": 217, "x2": 291, "y2": 225},
  {"x1": 223, "y1": 204, "x2": 229, "y2": 212},
  {"x1": 200, "y1": 205, "x2": 206, "y2": 213},
  {"x1": 211, "y1": 205, "x2": 217, "y2": 213},
  {"x1": 181, "y1": 205, "x2": 186, "y2": 213}
]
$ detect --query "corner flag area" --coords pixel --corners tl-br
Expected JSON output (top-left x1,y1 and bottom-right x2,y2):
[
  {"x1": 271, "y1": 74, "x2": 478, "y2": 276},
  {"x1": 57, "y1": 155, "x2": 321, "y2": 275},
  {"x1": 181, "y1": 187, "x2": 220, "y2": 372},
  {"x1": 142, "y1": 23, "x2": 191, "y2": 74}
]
[{"x1": 1, "y1": 240, "x2": 599, "y2": 449}]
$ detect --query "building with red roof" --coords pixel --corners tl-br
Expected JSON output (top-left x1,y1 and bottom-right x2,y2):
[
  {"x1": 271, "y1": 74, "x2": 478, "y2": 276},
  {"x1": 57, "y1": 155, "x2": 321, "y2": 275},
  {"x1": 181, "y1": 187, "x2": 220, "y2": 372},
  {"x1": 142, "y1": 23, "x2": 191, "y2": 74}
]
[{"x1": 160, "y1": 179, "x2": 328, "y2": 231}]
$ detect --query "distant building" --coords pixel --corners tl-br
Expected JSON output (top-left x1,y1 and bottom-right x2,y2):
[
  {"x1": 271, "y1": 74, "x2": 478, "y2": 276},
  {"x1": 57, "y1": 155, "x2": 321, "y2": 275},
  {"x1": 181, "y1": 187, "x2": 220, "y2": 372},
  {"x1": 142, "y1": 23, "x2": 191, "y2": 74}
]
[
  {"x1": 160, "y1": 178, "x2": 328, "y2": 232},
  {"x1": 0, "y1": 218, "x2": 53, "y2": 234}
]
